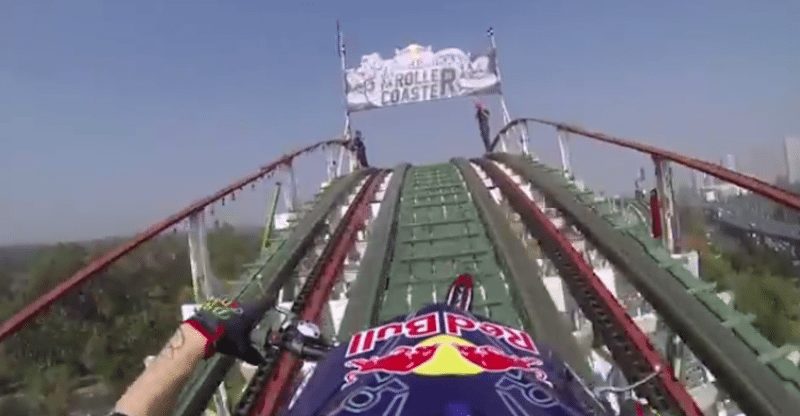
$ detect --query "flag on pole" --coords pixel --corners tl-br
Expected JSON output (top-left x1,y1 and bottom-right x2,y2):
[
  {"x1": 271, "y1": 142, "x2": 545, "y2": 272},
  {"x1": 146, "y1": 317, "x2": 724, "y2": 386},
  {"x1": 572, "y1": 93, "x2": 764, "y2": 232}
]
[{"x1": 336, "y1": 20, "x2": 346, "y2": 58}]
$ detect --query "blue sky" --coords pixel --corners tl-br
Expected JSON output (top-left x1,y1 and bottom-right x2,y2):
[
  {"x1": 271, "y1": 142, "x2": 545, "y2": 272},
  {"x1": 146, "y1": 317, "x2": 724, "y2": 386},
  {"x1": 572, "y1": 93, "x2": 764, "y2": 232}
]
[{"x1": 1, "y1": 1, "x2": 798, "y2": 244}]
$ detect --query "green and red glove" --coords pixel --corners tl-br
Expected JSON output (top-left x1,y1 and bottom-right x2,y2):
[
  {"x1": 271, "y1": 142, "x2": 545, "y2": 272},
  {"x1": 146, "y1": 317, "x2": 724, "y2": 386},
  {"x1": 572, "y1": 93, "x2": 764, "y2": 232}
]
[{"x1": 183, "y1": 297, "x2": 266, "y2": 366}]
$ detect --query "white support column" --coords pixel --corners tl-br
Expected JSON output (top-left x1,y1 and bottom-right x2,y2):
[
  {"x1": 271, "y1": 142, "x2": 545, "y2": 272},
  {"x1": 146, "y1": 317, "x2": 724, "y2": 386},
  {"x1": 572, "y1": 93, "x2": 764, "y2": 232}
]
[
  {"x1": 349, "y1": 148, "x2": 359, "y2": 172},
  {"x1": 496, "y1": 100, "x2": 511, "y2": 153},
  {"x1": 326, "y1": 146, "x2": 337, "y2": 181},
  {"x1": 188, "y1": 211, "x2": 224, "y2": 298},
  {"x1": 487, "y1": 27, "x2": 513, "y2": 154},
  {"x1": 283, "y1": 164, "x2": 299, "y2": 213},
  {"x1": 666, "y1": 332, "x2": 685, "y2": 382},
  {"x1": 667, "y1": 163, "x2": 682, "y2": 250},
  {"x1": 187, "y1": 220, "x2": 203, "y2": 302},
  {"x1": 339, "y1": 144, "x2": 356, "y2": 175},
  {"x1": 336, "y1": 145, "x2": 346, "y2": 177},
  {"x1": 187, "y1": 211, "x2": 230, "y2": 416},
  {"x1": 557, "y1": 129, "x2": 573, "y2": 178},
  {"x1": 519, "y1": 122, "x2": 530, "y2": 156},
  {"x1": 654, "y1": 157, "x2": 676, "y2": 253}
]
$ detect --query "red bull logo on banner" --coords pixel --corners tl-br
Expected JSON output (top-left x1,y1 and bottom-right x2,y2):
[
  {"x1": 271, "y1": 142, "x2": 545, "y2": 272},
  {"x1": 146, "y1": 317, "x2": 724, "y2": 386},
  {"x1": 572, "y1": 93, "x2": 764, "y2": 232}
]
[{"x1": 346, "y1": 311, "x2": 538, "y2": 357}]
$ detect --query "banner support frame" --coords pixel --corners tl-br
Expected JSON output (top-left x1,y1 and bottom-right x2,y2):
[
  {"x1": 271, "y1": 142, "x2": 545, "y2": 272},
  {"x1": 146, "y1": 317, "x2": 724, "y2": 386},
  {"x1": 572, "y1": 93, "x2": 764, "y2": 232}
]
[
  {"x1": 487, "y1": 27, "x2": 528, "y2": 155},
  {"x1": 337, "y1": 20, "x2": 353, "y2": 140}
]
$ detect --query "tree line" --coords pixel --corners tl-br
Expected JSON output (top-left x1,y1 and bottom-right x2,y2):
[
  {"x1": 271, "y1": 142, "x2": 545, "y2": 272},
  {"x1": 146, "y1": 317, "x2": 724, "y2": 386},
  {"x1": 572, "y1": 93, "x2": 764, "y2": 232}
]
[{"x1": 0, "y1": 224, "x2": 259, "y2": 415}]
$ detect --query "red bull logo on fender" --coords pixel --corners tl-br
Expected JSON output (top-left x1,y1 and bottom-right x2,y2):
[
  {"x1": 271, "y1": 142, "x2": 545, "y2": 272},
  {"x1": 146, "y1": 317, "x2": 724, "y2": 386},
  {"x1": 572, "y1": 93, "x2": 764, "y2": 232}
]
[
  {"x1": 343, "y1": 335, "x2": 552, "y2": 387},
  {"x1": 346, "y1": 311, "x2": 538, "y2": 357},
  {"x1": 344, "y1": 344, "x2": 441, "y2": 384},
  {"x1": 454, "y1": 344, "x2": 552, "y2": 387}
]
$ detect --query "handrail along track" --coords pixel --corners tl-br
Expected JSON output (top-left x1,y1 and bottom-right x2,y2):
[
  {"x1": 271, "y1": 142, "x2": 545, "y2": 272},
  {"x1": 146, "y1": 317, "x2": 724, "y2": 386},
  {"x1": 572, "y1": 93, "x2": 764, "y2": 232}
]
[{"x1": 339, "y1": 164, "x2": 410, "y2": 339}]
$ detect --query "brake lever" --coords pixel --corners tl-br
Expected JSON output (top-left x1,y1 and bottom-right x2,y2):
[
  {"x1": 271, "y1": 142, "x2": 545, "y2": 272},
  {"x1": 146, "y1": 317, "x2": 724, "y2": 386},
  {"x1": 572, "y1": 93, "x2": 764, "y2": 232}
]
[
  {"x1": 261, "y1": 311, "x2": 334, "y2": 361},
  {"x1": 282, "y1": 320, "x2": 333, "y2": 361}
]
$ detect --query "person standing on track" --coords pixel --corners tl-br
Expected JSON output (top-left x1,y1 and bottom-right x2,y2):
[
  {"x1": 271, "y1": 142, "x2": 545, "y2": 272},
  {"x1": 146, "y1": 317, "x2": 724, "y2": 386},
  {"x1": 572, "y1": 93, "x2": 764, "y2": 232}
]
[
  {"x1": 352, "y1": 130, "x2": 369, "y2": 168},
  {"x1": 475, "y1": 101, "x2": 492, "y2": 152}
]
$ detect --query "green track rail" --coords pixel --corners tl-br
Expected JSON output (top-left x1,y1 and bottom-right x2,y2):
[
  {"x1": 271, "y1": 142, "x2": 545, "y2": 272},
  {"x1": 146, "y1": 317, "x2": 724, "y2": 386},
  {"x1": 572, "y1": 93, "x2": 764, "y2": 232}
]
[
  {"x1": 339, "y1": 164, "x2": 410, "y2": 339},
  {"x1": 453, "y1": 158, "x2": 592, "y2": 380},
  {"x1": 492, "y1": 153, "x2": 800, "y2": 416},
  {"x1": 378, "y1": 163, "x2": 521, "y2": 326}
]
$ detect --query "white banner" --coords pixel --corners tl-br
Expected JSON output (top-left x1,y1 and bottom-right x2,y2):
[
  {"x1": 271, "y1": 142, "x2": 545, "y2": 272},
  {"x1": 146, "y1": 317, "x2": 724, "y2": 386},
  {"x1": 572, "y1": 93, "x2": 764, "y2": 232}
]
[{"x1": 345, "y1": 44, "x2": 501, "y2": 112}]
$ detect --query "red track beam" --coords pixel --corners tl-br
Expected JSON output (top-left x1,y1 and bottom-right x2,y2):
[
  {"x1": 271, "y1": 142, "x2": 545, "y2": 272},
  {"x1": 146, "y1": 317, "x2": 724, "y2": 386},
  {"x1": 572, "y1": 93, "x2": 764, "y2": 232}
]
[
  {"x1": 0, "y1": 139, "x2": 347, "y2": 343},
  {"x1": 250, "y1": 171, "x2": 385, "y2": 416},
  {"x1": 477, "y1": 159, "x2": 702, "y2": 415},
  {"x1": 649, "y1": 189, "x2": 663, "y2": 239},
  {"x1": 495, "y1": 118, "x2": 800, "y2": 212}
]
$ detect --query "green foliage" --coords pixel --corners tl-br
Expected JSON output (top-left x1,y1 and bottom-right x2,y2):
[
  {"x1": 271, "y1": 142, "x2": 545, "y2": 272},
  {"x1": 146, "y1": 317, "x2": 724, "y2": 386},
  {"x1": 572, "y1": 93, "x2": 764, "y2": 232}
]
[
  {"x1": 697, "y1": 244, "x2": 800, "y2": 346},
  {"x1": 698, "y1": 251, "x2": 735, "y2": 291},
  {"x1": 0, "y1": 271, "x2": 10, "y2": 301},
  {"x1": 23, "y1": 364, "x2": 77, "y2": 415},
  {"x1": 734, "y1": 273, "x2": 800, "y2": 345},
  {"x1": 0, "y1": 224, "x2": 258, "y2": 414},
  {"x1": 730, "y1": 240, "x2": 795, "y2": 277},
  {"x1": 678, "y1": 205, "x2": 707, "y2": 241},
  {"x1": 0, "y1": 346, "x2": 14, "y2": 387},
  {"x1": 679, "y1": 202, "x2": 800, "y2": 346},
  {"x1": 0, "y1": 395, "x2": 35, "y2": 415},
  {"x1": 208, "y1": 224, "x2": 259, "y2": 281}
]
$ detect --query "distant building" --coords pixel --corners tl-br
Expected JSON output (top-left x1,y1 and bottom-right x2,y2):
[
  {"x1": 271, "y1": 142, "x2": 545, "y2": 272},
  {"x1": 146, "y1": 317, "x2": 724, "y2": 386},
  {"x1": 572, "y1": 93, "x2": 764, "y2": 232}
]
[
  {"x1": 722, "y1": 154, "x2": 737, "y2": 172},
  {"x1": 785, "y1": 137, "x2": 800, "y2": 184},
  {"x1": 698, "y1": 154, "x2": 746, "y2": 202},
  {"x1": 692, "y1": 171, "x2": 704, "y2": 193}
]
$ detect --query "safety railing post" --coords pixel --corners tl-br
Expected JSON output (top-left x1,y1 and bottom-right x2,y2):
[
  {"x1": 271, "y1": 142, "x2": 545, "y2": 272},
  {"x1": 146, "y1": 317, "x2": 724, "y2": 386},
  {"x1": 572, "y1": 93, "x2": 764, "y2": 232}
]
[
  {"x1": 520, "y1": 122, "x2": 530, "y2": 156},
  {"x1": 284, "y1": 163, "x2": 299, "y2": 213},
  {"x1": 557, "y1": 128, "x2": 573, "y2": 179},
  {"x1": 336, "y1": 144, "x2": 346, "y2": 177},
  {"x1": 666, "y1": 331, "x2": 686, "y2": 382},
  {"x1": 326, "y1": 145, "x2": 337, "y2": 181}
]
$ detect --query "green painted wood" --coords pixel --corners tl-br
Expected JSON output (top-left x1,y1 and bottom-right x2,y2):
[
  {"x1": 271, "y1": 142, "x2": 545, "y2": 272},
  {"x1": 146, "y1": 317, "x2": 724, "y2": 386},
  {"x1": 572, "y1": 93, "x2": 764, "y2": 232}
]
[{"x1": 378, "y1": 164, "x2": 521, "y2": 325}]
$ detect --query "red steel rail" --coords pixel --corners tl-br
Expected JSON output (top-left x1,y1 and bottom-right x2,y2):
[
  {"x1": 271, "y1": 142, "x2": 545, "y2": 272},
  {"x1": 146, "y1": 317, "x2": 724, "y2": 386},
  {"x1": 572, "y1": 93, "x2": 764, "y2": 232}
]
[
  {"x1": 476, "y1": 159, "x2": 702, "y2": 415},
  {"x1": 0, "y1": 139, "x2": 347, "y2": 343},
  {"x1": 250, "y1": 171, "x2": 386, "y2": 416},
  {"x1": 495, "y1": 118, "x2": 800, "y2": 211}
]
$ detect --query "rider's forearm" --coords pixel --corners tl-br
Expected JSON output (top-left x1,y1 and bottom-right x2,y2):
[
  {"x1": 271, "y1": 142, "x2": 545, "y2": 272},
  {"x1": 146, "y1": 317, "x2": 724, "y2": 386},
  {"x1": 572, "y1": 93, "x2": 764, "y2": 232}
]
[{"x1": 113, "y1": 323, "x2": 206, "y2": 416}]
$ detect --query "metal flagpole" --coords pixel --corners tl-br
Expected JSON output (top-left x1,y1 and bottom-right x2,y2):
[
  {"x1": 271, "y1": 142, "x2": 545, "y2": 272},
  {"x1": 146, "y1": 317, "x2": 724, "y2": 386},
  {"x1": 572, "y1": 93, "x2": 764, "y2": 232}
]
[
  {"x1": 337, "y1": 20, "x2": 352, "y2": 139},
  {"x1": 487, "y1": 27, "x2": 528, "y2": 155}
]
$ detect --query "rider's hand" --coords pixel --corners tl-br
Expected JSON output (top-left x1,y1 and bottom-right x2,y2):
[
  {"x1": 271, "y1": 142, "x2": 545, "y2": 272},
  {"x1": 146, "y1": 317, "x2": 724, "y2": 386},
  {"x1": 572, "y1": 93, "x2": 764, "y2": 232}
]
[{"x1": 183, "y1": 297, "x2": 266, "y2": 366}]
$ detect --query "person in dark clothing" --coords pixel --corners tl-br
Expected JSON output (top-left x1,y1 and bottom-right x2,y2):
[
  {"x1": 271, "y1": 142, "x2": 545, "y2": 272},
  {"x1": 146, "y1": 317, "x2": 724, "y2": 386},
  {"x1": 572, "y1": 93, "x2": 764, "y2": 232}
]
[
  {"x1": 352, "y1": 130, "x2": 369, "y2": 168},
  {"x1": 475, "y1": 101, "x2": 492, "y2": 152}
]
